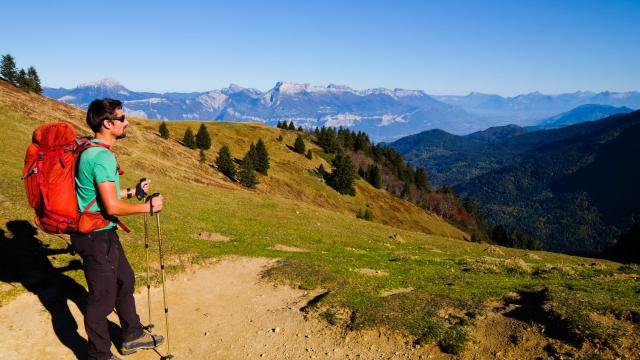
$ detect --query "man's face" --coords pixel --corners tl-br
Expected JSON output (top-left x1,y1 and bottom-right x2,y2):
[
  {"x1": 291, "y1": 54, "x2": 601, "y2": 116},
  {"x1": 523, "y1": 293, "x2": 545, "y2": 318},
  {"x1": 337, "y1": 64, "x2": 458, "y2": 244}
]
[{"x1": 112, "y1": 108, "x2": 129, "y2": 139}]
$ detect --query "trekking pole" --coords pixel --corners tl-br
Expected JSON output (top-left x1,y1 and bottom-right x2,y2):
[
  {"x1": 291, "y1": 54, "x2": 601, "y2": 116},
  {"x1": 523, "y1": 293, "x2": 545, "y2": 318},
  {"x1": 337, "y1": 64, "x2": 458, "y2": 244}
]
[
  {"x1": 137, "y1": 178, "x2": 154, "y2": 331},
  {"x1": 148, "y1": 192, "x2": 173, "y2": 360}
]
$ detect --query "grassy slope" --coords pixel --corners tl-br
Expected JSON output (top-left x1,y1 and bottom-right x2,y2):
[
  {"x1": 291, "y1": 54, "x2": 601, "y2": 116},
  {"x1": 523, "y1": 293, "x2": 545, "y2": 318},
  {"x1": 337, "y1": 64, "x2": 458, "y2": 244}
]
[{"x1": 1, "y1": 81, "x2": 639, "y2": 357}]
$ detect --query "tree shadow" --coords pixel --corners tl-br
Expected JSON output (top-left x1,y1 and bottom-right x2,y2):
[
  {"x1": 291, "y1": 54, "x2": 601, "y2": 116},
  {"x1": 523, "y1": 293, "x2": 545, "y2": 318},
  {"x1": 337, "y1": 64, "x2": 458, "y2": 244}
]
[{"x1": 0, "y1": 220, "x2": 122, "y2": 359}]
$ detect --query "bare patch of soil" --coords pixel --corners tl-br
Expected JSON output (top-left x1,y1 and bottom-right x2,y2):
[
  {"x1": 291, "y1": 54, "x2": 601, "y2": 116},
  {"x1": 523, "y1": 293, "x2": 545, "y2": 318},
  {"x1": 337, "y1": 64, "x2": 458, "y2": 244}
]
[
  {"x1": 195, "y1": 231, "x2": 230, "y2": 242},
  {"x1": 484, "y1": 245, "x2": 504, "y2": 255},
  {"x1": 270, "y1": 244, "x2": 309, "y2": 253},
  {"x1": 380, "y1": 287, "x2": 414, "y2": 297},
  {"x1": 355, "y1": 268, "x2": 389, "y2": 277}
]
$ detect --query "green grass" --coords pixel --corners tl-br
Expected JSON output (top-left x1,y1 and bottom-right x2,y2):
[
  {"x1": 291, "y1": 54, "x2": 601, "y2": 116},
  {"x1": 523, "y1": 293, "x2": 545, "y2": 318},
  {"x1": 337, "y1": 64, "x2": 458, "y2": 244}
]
[{"x1": 1, "y1": 82, "x2": 639, "y2": 357}]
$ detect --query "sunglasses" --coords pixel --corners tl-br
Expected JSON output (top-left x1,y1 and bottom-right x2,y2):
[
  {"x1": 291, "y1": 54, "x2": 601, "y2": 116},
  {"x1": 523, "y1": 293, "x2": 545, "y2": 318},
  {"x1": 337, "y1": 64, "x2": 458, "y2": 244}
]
[{"x1": 109, "y1": 114, "x2": 126, "y2": 122}]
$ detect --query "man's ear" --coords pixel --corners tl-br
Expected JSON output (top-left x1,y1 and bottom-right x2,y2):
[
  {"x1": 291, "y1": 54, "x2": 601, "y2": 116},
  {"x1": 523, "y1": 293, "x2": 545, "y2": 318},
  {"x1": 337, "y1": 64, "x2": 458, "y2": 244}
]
[{"x1": 102, "y1": 119, "x2": 114, "y2": 131}]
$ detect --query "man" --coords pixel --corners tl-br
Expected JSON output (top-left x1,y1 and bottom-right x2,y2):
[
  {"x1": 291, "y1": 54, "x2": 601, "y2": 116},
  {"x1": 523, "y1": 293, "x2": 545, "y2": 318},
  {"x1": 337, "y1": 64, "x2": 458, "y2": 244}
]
[{"x1": 71, "y1": 98, "x2": 165, "y2": 360}]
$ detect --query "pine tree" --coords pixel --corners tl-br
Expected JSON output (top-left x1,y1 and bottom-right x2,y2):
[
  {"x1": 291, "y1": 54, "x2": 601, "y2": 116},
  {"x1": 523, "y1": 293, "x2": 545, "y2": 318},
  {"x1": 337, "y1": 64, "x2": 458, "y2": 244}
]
[
  {"x1": 414, "y1": 167, "x2": 431, "y2": 192},
  {"x1": 1, "y1": 54, "x2": 18, "y2": 84},
  {"x1": 276, "y1": 121, "x2": 282, "y2": 128},
  {"x1": 195, "y1": 123, "x2": 212, "y2": 150},
  {"x1": 159, "y1": 121, "x2": 170, "y2": 139},
  {"x1": 293, "y1": 135, "x2": 305, "y2": 154},
  {"x1": 305, "y1": 149, "x2": 312, "y2": 159},
  {"x1": 327, "y1": 153, "x2": 356, "y2": 196},
  {"x1": 297, "y1": 126, "x2": 303, "y2": 132},
  {"x1": 288, "y1": 121, "x2": 296, "y2": 130},
  {"x1": 216, "y1": 145, "x2": 236, "y2": 178},
  {"x1": 238, "y1": 150, "x2": 258, "y2": 188},
  {"x1": 254, "y1": 139, "x2": 270, "y2": 175},
  {"x1": 246, "y1": 143, "x2": 258, "y2": 168},
  {"x1": 366, "y1": 164, "x2": 383, "y2": 189},
  {"x1": 182, "y1": 127, "x2": 196, "y2": 149},
  {"x1": 199, "y1": 149, "x2": 207, "y2": 163},
  {"x1": 26, "y1": 66, "x2": 42, "y2": 94},
  {"x1": 16, "y1": 69, "x2": 28, "y2": 89}
]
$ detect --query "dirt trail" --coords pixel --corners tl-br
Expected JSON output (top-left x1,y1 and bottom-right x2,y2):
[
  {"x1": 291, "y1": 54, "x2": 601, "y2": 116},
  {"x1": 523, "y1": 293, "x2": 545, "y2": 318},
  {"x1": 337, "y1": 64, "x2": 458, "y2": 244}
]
[{"x1": 0, "y1": 256, "x2": 450, "y2": 360}]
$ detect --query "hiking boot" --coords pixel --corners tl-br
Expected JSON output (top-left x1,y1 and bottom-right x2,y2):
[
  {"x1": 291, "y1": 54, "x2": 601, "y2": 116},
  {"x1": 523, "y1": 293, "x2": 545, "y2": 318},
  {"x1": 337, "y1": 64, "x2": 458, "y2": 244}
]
[{"x1": 120, "y1": 331, "x2": 164, "y2": 355}]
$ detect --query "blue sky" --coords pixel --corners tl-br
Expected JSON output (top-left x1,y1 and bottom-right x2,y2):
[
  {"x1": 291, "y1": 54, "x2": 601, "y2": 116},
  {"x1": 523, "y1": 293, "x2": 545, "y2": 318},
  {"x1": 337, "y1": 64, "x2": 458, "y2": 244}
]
[{"x1": 1, "y1": 0, "x2": 638, "y2": 95}]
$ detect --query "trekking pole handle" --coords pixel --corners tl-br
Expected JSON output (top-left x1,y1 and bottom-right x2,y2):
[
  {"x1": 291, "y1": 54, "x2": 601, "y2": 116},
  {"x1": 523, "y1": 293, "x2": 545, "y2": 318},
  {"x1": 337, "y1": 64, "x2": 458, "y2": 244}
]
[
  {"x1": 146, "y1": 192, "x2": 161, "y2": 214},
  {"x1": 136, "y1": 177, "x2": 148, "y2": 200}
]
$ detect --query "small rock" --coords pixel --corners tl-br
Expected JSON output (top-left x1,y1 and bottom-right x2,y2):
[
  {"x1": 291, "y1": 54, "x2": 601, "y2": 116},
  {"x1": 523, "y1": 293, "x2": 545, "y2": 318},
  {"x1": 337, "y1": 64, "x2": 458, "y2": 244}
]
[
  {"x1": 273, "y1": 327, "x2": 281, "y2": 333},
  {"x1": 204, "y1": 331, "x2": 209, "y2": 336}
]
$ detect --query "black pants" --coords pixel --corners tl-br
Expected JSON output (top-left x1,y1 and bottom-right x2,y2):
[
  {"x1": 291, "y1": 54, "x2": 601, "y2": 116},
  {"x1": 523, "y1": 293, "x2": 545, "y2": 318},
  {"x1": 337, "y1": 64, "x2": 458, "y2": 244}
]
[{"x1": 71, "y1": 228, "x2": 144, "y2": 360}]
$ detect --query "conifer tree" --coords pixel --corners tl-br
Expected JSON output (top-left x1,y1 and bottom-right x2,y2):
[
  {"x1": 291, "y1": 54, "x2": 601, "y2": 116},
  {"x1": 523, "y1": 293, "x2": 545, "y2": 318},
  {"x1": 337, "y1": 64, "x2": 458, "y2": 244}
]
[
  {"x1": 297, "y1": 126, "x2": 303, "y2": 132},
  {"x1": 26, "y1": 66, "x2": 42, "y2": 94},
  {"x1": 293, "y1": 135, "x2": 305, "y2": 154},
  {"x1": 288, "y1": 121, "x2": 296, "y2": 130},
  {"x1": 246, "y1": 143, "x2": 258, "y2": 167},
  {"x1": 1, "y1": 54, "x2": 17, "y2": 84},
  {"x1": 276, "y1": 121, "x2": 282, "y2": 128},
  {"x1": 195, "y1": 123, "x2": 212, "y2": 150},
  {"x1": 327, "y1": 153, "x2": 356, "y2": 196},
  {"x1": 182, "y1": 127, "x2": 196, "y2": 149},
  {"x1": 366, "y1": 164, "x2": 383, "y2": 189},
  {"x1": 305, "y1": 149, "x2": 312, "y2": 159},
  {"x1": 238, "y1": 150, "x2": 258, "y2": 188},
  {"x1": 254, "y1": 139, "x2": 270, "y2": 175},
  {"x1": 16, "y1": 69, "x2": 28, "y2": 89},
  {"x1": 216, "y1": 145, "x2": 236, "y2": 178},
  {"x1": 159, "y1": 121, "x2": 170, "y2": 139},
  {"x1": 414, "y1": 167, "x2": 431, "y2": 192}
]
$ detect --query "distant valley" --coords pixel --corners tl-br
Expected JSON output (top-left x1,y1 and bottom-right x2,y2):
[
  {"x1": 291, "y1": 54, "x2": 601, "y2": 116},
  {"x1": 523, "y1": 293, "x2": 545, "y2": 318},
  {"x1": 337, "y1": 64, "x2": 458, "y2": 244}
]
[{"x1": 391, "y1": 110, "x2": 640, "y2": 253}]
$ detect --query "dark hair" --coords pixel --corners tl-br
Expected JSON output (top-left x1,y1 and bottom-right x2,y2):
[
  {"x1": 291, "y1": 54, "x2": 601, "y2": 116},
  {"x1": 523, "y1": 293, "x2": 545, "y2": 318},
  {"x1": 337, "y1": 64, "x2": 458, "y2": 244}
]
[{"x1": 86, "y1": 98, "x2": 123, "y2": 133}]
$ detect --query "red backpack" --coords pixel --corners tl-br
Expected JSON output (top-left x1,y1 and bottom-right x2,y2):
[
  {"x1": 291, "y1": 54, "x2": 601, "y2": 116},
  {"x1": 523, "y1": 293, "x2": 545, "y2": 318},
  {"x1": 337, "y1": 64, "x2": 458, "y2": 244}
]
[{"x1": 22, "y1": 122, "x2": 129, "y2": 234}]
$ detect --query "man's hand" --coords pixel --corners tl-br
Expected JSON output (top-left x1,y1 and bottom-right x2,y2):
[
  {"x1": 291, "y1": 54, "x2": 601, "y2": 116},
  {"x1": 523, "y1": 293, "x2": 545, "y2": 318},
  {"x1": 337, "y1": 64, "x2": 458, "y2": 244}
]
[
  {"x1": 136, "y1": 178, "x2": 150, "y2": 200},
  {"x1": 146, "y1": 194, "x2": 164, "y2": 213}
]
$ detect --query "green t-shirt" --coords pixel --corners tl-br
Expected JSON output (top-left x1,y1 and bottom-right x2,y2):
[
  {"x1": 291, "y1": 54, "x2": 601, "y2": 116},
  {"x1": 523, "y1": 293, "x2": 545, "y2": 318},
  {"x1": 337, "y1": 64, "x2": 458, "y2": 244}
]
[{"x1": 75, "y1": 139, "x2": 120, "y2": 231}]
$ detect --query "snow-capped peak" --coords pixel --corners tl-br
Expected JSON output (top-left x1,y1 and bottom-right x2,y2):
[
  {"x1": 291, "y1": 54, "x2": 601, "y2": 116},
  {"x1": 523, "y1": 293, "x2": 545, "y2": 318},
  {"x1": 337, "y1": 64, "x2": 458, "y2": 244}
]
[{"x1": 77, "y1": 77, "x2": 125, "y2": 89}]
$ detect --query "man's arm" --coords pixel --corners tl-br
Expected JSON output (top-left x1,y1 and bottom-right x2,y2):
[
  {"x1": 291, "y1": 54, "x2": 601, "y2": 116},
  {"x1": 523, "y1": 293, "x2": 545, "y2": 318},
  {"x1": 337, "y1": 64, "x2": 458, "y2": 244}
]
[{"x1": 98, "y1": 182, "x2": 163, "y2": 216}]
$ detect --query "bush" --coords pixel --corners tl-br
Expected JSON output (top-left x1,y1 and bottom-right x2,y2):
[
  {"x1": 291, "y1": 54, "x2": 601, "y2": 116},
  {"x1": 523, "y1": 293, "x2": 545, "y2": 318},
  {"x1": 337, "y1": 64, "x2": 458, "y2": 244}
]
[
  {"x1": 357, "y1": 209, "x2": 373, "y2": 221},
  {"x1": 293, "y1": 135, "x2": 306, "y2": 154},
  {"x1": 305, "y1": 149, "x2": 312, "y2": 159},
  {"x1": 438, "y1": 325, "x2": 468, "y2": 354},
  {"x1": 182, "y1": 128, "x2": 196, "y2": 149},
  {"x1": 159, "y1": 121, "x2": 169, "y2": 139}
]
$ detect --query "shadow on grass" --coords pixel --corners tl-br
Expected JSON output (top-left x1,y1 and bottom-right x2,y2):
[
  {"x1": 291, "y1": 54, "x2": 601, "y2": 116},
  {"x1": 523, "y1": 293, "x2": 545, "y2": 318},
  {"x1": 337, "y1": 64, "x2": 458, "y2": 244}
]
[{"x1": 0, "y1": 220, "x2": 121, "y2": 359}]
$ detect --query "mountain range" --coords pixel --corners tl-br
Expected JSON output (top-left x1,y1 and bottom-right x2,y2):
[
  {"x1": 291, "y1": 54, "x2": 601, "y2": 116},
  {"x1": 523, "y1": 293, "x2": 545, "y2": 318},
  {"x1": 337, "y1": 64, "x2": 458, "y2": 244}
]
[
  {"x1": 391, "y1": 110, "x2": 640, "y2": 253},
  {"x1": 44, "y1": 78, "x2": 640, "y2": 142}
]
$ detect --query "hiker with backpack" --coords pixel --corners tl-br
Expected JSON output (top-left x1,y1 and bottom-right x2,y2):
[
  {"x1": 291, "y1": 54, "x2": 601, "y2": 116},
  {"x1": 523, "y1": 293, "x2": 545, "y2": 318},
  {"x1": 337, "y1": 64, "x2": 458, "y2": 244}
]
[
  {"x1": 23, "y1": 98, "x2": 166, "y2": 359},
  {"x1": 70, "y1": 98, "x2": 165, "y2": 360}
]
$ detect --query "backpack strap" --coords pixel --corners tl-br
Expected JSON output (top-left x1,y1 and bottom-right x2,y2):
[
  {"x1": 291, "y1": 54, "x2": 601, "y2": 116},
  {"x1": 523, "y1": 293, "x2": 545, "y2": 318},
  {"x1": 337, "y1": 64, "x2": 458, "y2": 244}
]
[
  {"x1": 77, "y1": 139, "x2": 124, "y2": 175},
  {"x1": 82, "y1": 198, "x2": 131, "y2": 233}
]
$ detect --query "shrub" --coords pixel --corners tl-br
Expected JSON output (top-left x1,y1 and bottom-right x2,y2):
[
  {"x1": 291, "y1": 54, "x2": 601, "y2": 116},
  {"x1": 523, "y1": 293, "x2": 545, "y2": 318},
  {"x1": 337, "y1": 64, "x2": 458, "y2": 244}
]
[
  {"x1": 159, "y1": 121, "x2": 169, "y2": 139},
  {"x1": 293, "y1": 135, "x2": 306, "y2": 154}
]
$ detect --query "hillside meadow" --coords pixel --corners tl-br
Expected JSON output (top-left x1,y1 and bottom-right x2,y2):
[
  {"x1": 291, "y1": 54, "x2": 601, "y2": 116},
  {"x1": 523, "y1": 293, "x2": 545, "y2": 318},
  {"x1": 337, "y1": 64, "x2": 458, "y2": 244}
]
[{"x1": 1, "y1": 81, "x2": 639, "y2": 358}]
